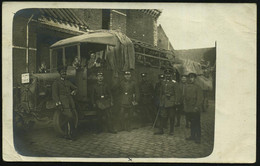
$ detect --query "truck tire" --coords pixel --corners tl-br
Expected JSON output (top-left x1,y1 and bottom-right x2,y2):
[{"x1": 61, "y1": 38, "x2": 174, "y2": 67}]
[{"x1": 53, "y1": 109, "x2": 78, "y2": 136}]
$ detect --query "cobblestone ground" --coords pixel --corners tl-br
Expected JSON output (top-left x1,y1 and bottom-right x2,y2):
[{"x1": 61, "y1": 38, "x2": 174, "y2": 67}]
[{"x1": 14, "y1": 100, "x2": 215, "y2": 158}]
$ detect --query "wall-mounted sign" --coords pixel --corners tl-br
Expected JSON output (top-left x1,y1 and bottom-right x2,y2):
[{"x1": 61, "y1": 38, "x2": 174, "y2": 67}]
[{"x1": 21, "y1": 73, "x2": 30, "y2": 84}]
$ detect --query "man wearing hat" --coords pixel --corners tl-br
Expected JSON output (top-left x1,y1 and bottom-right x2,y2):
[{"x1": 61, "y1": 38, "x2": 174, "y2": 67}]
[
  {"x1": 154, "y1": 68, "x2": 181, "y2": 135},
  {"x1": 139, "y1": 73, "x2": 155, "y2": 125},
  {"x1": 153, "y1": 74, "x2": 165, "y2": 127},
  {"x1": 52, "y1": 66, "x2": 78, "y2": 140},
  {"x1": 91, "y1": 71, "x2": 116, "y2": 134},
  {"x1": 183, "y1": 72, "x2": 203, "y2": 144},
  {"x1": 119, "y1": 70, "x2": 138, "y2": 131},
  {"x1": 179, "y1": 73, "x2": 190, "y2": 128}
]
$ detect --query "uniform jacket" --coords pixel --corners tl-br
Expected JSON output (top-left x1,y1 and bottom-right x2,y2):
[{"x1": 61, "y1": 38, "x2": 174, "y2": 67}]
[
  {"x1": 52, "y1": 78, "x2": 78, "y2": 118},
  {"x1": 159, "y1": 79, "x2": 181, "y2": 108},
  {"x1": 139, "y1": 80, "x2": 154, "y2": 104},
  {"x1": 91, "y1": 81, "x2": 113, "y2": 107},
  {"x1": 183, "y1": 83, "x2": 203, "y2": 113},
  {"x1": 119, "y1": 79, "x2": 138, "y2": 107}
]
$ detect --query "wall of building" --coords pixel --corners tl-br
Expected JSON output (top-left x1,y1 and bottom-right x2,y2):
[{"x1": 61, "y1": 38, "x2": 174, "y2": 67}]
[
  {"x1": 110, "y1": 9, "x2": 127, "y2": 34},
  {"x1": 126, "y1": 10, "x2": 156, "y2": 45},
  {"x1": 157, "y1": 25, "x2": 174, "y2": 50}
]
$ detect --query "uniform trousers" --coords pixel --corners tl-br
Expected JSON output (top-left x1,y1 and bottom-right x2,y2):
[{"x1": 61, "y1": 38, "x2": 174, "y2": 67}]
[
  {"x1": 120, "y1": 105, "x2": 134, "y2": 131},
  {"x1": 186, "y1": 112, "x2": 201, "y2": 141},
  {"x1": 97, "y1": 108, "x2": 114, "y2": 132},
  {"x1": 139, "y1": 101, "x2": 155, "y2": 124},
  {"x1": 59, "y1": 95, "x2": 77, "y2": 137},
  {"x1": 158, "y1": 106, "x2": 177, "y2": 133}
]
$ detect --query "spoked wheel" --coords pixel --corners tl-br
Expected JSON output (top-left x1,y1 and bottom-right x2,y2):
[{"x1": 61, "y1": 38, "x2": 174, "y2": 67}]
[
  {"x1": 14, "y1": 103, "x2": 35, "y2": 131},
  {"x1": 53, "y1": 109, "x2": 78, "y2": 136}
]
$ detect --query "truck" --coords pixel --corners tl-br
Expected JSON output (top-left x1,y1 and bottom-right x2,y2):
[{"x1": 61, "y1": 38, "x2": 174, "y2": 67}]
[{"x1": 13, "y1": 30, "x2": 175, "y2": 135}]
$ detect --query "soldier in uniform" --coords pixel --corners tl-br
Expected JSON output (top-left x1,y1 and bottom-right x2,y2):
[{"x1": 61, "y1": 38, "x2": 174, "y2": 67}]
[
  {"x1": 139, "y1": 73, "x2": 155, "y2": 125},
  {"x1": 152, "y1": 74, "x2": 165, "y2": 128},
  {"x1": 52, "y1": 66, "x2": 77, "y2": 140},
  {"x1": 184, "y1": 72, "x2": 203, "y2": 144},
  {"x1": 154, "y1": 69, "x2": 181, "y2": 135},
  {"x1": 119, "y1": 71, "x2": 138, "y2": 131},
  {"x1": 154, "y1": 74, "x2": 165, "y2": 108},
  {"x1": 91, "y1": 72, "x2": 116, "y2": 134},
  {"x1": 179, "y1": 74, "x2": 190, "y2": 128}
]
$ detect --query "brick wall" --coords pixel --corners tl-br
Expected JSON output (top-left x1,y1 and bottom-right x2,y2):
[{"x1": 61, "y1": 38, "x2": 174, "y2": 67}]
[
  {"x1": 126, "y1": 10, "x2": 156, "y2": 45},
  {"x1": 110, "y1": 9, "x2": 127, "y2": 34}
]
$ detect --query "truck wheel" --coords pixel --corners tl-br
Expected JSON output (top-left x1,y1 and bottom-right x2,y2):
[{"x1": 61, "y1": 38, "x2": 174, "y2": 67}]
[{"x1": 53, "y1": 110, "x2": 79, "y2": 136}]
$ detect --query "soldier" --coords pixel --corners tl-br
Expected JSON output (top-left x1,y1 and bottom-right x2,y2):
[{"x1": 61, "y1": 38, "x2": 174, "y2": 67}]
[
  {"x1": 184, "y1": 72, "x2": 203, "y2": 144},
  {"x1": 154, "y1": 69, "x2": 181, "y2": 135},
  {"x1": 179, "y1": 74, "x2": 190, "y2": 128},
  {"x1": 38, "y1": 62, "x2": 47, "y2": 73},
  {"x1": 139, "y1": 73, "x2": 155, "y2": 125},
  {"x1": 154, "y1": 74, "x2": 165, "y2": 108},
  {"x1": 119, "y1": 71, "x2": 138, "y2": 131},
  {"x1": 152, "y1": 74, "x2": 165, "y2": 128},
  {"x1": 172, "y1": 68, "x2": 181, "y2": 127},
  {"x1": 52, "y1": 66, "x2": 77, "y2": 140},
  {"x1": 91, "y1": 72, "x2": 116, "y2": 134}
]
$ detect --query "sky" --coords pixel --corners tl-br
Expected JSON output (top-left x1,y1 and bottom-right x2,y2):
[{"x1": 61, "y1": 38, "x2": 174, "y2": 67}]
[{"x1": 157, "y1": 4, "x2": 256, "y2": 50}]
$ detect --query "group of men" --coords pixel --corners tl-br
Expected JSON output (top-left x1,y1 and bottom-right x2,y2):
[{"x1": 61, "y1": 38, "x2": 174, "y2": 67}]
[
  {"x1": 152, "y1": 69, "x2": 203, "y2": 144},
  {"x1": 52, "y1": 66, "x2": 203, "y2": 144}
]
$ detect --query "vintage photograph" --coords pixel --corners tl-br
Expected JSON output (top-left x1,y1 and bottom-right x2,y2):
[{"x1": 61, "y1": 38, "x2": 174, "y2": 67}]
[{"x1": 11, "y1": 7, "x2": 217, "y2": 159}]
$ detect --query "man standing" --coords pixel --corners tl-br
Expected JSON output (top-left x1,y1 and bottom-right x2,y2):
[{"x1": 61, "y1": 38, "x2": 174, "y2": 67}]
[
  {"x1": 119, "y1": 71, "x2": 138, "y2": 131},
  {"x1": 153, "y1": 74, "x2": 165, "y2": 128},
  {"x1": 154, "y1": 69, "x2": 181, "y2": 135},
  {"x1": 179, "y1": 74, "x2": 190, "y2": 128},
  {"x1": 139, "y1": 73, "x2": 154, "y2": 125},
  {"x1": 154, "y1": 74, "x2": 165, "y2": 108},
  {"x1": 52, "y1": 66, "x2": 77, "y2": 140},
  {"x1": 91, "y1": 72, "x2": 116, "y2": 134},
  {"x1": 184, "y1": 72, "x2": 203, "y2": 144}
]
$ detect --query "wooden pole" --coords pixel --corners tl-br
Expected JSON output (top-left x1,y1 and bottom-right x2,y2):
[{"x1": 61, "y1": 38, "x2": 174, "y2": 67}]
[
  {"x1": 50, "y1": 49, "x2": 53, "y2": 72},
  {"x1": 26, "y1": 14, "x2": 34, "y2": 73},
  {"x1": 62, "y1": 47, "x2": 66, "y2": 66}
]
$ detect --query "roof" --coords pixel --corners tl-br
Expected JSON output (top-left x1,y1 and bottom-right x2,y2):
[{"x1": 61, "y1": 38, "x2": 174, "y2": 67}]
[
  {"x1": 39, "y1": 9, "x2": 89, "y2": 28},
  {"x1": 50, "y1": 31, "x2": 118, "y2": 48},
  {"x1": 173, "y1": 47, "x2": 216, "y2": 63},
  {"x1": 139, "y1": 9, "x2": 162, "y2": 19}
]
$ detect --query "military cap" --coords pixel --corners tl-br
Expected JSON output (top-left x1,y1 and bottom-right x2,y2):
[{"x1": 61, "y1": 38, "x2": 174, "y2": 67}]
[
  {"x1": 188, "y1": 72, "x2": 197, "y2": 78},
  {"x1": 124, "y1": 71, "x2": 131, "y2": 75},
  {"x1": 164, "y1": 68, "x2": 172, "y2": 75},
  {"x1": 141, "y1": 73, "x2": 147, "y2": 77},
  {"x1": 158, "y1": 74, "x2": 165, "y2": 79},
  {"x1": 97, "y1": 71, "x2": 104, "y2": 76},
  {"x1": 180, "y1": 74, "x2": 188, "y2": 78}
]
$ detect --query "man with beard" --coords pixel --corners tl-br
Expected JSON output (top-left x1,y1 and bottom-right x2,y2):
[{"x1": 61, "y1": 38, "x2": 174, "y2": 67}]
[{"x1": 52, "y1": 66, "x2": 77, "y2": 140}]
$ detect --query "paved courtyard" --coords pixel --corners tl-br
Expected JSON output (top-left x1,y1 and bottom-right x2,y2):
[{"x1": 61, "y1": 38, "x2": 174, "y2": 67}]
[{"x1": 14, "y1": 100, "x2": 215, "y2": 158}]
